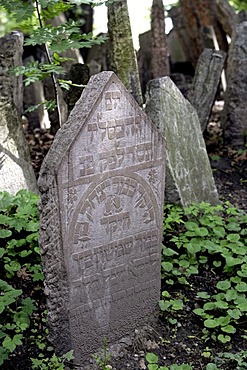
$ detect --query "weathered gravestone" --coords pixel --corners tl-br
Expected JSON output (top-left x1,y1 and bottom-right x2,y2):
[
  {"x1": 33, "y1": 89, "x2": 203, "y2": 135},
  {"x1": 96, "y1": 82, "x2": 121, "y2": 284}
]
[
  {"x1": 0, "y1": 32, "x2": 37, "y2": 194},
  {"x1": 145, "y1": 77, "x2": 219, "y2": 206},
  {"x1": 38, "y1": 71, "x2": 166, "y2": 363},
  {"x1": 0, "y1": 102, "x2": 37, "y2": 194},
  {"x1": 188, "y1": 48, "x2": 226, "y2": 132},
  {"x1": 222, "y1": 21, "x2": 247, "y2": 147},
  {"x1": 0, "y1": 31, "x2": 23, "y2": 116}
]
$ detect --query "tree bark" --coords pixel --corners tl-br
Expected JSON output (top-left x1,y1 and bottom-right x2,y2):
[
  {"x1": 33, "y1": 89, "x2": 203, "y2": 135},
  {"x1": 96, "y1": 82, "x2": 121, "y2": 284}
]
[
  {"x1": 151, "y1": 0, "x2": 170, "y2": 79},
  {"x1": 179, "y1": 0, "x2": 228, "y2": 67}
]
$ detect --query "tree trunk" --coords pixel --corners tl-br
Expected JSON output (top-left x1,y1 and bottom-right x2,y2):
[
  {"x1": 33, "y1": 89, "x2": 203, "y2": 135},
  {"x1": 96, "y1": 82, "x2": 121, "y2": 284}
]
[
  {"x1": 151, "y1": 0, "x2": 170, "y2": 78},
  {"x1": 179, "y1": 0, "x2": 228, "y2": 67}
]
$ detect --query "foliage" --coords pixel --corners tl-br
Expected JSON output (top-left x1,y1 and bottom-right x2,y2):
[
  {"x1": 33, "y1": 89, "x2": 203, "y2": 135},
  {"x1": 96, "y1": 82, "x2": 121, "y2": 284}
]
[
  {"x1": 31, "y1": 350, "x2": 74, "y2": 370},
  {"x1": 146, "y1": 352, "x2": 193, "y2": 370},
  {"x1": 0, "y1": 190, "x2": 41, "y2": 365},
  {"x1": 0, "y1": 0, "x2": 107, "y2": 130},
  {"x1": 92, "y1": 338, "x2": 111, "y2": 370},
  {"x1": 0, "y1": 190, "x2": 76, "y2": 369},
  {"x1": 229, "y1": 0, "x2": 247, "y2": 11},
  {"x1": 161, "y1": 201, "x2": 247, "y2": 345}
]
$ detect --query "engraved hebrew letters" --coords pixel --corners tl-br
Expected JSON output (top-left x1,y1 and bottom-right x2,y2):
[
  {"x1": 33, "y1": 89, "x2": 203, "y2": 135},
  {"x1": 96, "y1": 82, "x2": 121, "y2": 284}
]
[{"x1": 39, "y1": 72, "x2": 165, "y2": 363}]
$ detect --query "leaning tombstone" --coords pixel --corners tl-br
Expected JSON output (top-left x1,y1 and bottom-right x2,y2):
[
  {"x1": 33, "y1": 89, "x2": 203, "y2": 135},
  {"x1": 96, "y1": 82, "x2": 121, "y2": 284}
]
[
  {"x1": 145, "y1": 76, "x2": 219, "y2": 206},
  {"x1": 0, "y1": 32, "x2": 37, "y2": 194},
  {"x1": 188, "y1": 48, "x2": 226, "y2": 132},
  {"x1": 38, "y1": 71, "x2": 166, "y2": 364},
  {"x1": 222, "y1": 21, "x2": 247, "y2": 147}
]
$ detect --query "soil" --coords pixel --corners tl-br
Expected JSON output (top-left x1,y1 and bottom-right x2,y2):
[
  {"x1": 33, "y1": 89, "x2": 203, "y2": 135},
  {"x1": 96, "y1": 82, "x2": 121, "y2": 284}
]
[{"x1": 3, "y1": 101, "x2": 247, "y2": 370}]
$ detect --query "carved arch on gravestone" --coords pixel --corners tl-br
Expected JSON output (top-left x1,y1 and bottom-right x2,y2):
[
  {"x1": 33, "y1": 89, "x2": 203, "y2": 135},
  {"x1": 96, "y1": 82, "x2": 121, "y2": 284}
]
[{"x1": 67, "y1": 172, "x2": 160, "y2": 248}]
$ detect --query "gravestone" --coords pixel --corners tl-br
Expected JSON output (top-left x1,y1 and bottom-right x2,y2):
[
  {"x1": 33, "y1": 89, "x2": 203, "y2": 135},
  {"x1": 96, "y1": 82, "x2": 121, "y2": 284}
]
[
  {"x1": 0, "y1": 32, "x2": 23, "y2": 117},
  {"x1": 188, "y1": 48, "x2": 226, "y2": 132},
  {"x1": 0, "y1": 32, "x2": 37, "y2": 194},
  {"x1": 222, "y1": 21, "x2": 247, "y2": 147},
  {"x1": 0, "y1": 101, "x2": 37, "y2": 194},
  {"x1": 145, "y1": 77, "x2": 219, "y2": 206},
  {"x1": 38, "y1": 71, "x2": 165, "y2": 363},
  {"x1": 108, "y1": 0, "x2": 143, "y2": 106}
]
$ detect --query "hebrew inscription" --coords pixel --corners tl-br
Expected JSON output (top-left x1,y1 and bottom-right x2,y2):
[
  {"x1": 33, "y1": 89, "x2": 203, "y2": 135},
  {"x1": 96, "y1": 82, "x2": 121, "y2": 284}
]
[{"x1": 39, "y1": 72, "x2": 165, "y2": 363}]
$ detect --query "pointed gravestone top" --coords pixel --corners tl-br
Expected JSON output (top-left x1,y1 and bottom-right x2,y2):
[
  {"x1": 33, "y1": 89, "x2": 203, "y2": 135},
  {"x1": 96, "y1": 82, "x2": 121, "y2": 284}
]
[
  {"x1": 145, "y1": 76, "x2": 219, "y2": 206},
  {"x1": 38, "y1": 71, "x2": 165, "y2": 364}
]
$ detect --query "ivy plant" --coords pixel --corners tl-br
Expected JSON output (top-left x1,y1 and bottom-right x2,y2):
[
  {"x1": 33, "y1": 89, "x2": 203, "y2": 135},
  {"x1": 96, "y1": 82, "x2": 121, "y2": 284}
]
[
  {"x1": 0, "y1": 190, "x2": 41, "y2": 366},
  {"x1": 161, "y1": 201, "x2": 247, "y2": 344}
]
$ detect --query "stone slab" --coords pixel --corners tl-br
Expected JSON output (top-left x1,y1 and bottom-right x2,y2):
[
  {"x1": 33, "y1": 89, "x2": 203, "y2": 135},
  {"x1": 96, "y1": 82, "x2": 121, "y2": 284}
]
[
  {"x1": 0, "y1": 102, "x2": 37, "y2": 194},
  {"x1": 145, "y1": 76, "x2": 219, "y2": 206},
  {"x1": 222, "y1": 21, "x2": 247, "y2": 147},
  {"x1": 0, "y1": 32, "x2": 23, "y2": 117},
  {"x1": 38, "y1": 71, "x2": 165, "y2": 363},
  {"x1": 188, "y1": 48, "x2": 226, "y2": 132}
]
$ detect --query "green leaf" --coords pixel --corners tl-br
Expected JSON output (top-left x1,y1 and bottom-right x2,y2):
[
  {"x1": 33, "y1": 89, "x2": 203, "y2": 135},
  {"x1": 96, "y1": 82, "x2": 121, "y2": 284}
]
[
  {"x1": 227, "y1": 308, "x2": 241, "y2": 319},
  {"x1": 203, "y1": 302, "x2": 215, "y2": 311},
  {"x1": 147, "y1": 365, "x2": 158, "y2": 370},
  {"x1": 237, "y1": 302, "x2": 247, "y2": 311},
  {"x1": 206, "y1": 364, "x2": 218, "y2": 370},
  {"x1": 213, "y1": 261, "x2": 221, "y2": 268},
  {"x1": 162, "y1": 247, "x2": 178, "y2": 257},
  {"x1": 2, "y1": 334, "x2": 22, "y2": 352},
  {"x1": 0, "y1": 229, "x2": 12, "y2": 238},
  {"x1": 213, "y1": 227, "x2": 225, "y2": 238},
  {"x1": 161, "y1": 261, "x2": 173, "y2": 272},
  {"x1": 146, "y1": 352, "x2": 159, "y2": 364},
  {"x1": 22, "y1": 297, "x2": 36, "y2": 315},
  {"x1": 195, "y1": 227, "x2": 208, "y2": 237},
  {"x1": 218, "y1": 334, "x2": 231, "y2": 343},
  {"x1": 216, "y1": 280, "x2": 231, "y2": 291},
  {"x1": 214, "y1": 301, "x2": 228, "y2": 309},
  {"x1": 217, "y1": 316, "x2": 230, "y2": 326},
  {"x1": 193, "y1": 308, "x2": 206, "y2": 317},
  {"x1": 184, "y1": 221, "x2": 198, "y2": 230},
  {"x1": 230, "y1": 276, "x2": 241, "y2": 284},
  {"x1": 226, "y1": 233, "x2": 240, "y2": 243},
  {"x1": 225, "y1": 256, "x2": 242, "y2": 266},
  {"x1": 172, "y1": 300, "x2": 183, "y2": 310},
  {"x1": 204, "y1": 319, "x2": 219, "y2": 328},
  {"x1": 187, "y1": 243, "x2": 201, "y2": 255},
  {"x1": 197, "y1": 291, "x2": 210, "y2": 299},
  {"x1": 161, "y1": 291, "x2": 170, "y2": 298},
  {"x1": 4, "y1": 261, "x2": 21, "y2": 274},
  {"x1": 159, "y1": 300, "x2": 171, "y2": 311},
  {"x1": 221, "y1": 325, "x2": 236, "y2": 334},
  {"x1": 236, "y1": 282, "x2": 247, "y2": 292}
]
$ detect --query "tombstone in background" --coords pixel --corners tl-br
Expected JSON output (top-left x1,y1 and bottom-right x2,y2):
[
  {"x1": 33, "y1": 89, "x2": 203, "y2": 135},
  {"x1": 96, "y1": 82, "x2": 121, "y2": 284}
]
[
  {"x1": 0, "y1": 32, "x2": 37, "y2": 194},
  {"x1": 38, "y1": 71, "x2": 165, "y2": 364},
  {"x1": 188, "y1": 48, "x2": 226, "y2": 132},
  {"x1": 222, "y1": 21, "x2": 247, "y2": 147},
  {"x1": 0, "y1": 101, "x2": 37, "y2": 194},
  {"x1": 0, "y1": 32, "x2": 23, "y2": 117},
  {"x1": 145, "y1": 77, "x2": 219, "y2": 206}
]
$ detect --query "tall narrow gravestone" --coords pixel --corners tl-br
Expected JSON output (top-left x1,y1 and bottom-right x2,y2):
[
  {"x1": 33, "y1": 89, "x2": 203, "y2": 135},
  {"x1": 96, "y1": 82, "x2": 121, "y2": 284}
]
[{"x1": 38, "y1": 72, "x2": 166, "y2": 363}]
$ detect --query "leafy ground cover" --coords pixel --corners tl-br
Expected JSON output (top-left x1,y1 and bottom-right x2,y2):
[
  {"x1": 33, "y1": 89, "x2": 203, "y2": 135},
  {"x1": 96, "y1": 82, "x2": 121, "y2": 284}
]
[{"x1": 0, "y1": 190, "x2": 246, "y2": 370}]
